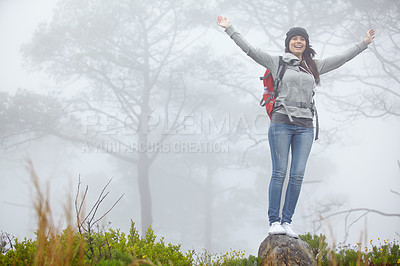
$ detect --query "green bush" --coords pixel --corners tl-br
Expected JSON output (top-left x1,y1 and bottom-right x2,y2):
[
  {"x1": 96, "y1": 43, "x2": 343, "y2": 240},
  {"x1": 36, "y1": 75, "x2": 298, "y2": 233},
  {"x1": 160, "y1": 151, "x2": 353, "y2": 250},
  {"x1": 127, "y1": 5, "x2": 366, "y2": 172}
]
[
  {"x1": 300, "y1": 233, "x2": 330, "y2": 265},
  {"x1": 0, "y1": 237, "x2": 36, "y2": 265},
  {"x1": 300, "y1": 234, "x2": 400, "y2": 266},
  {"x1": 192, "y1": 248, "x2": 259, "y2": 266},
  {"x1": 0, "y1": 227, "x2": 86, "y2": 265},
  {"x1": 366, "y1": 239, "x2": 400, "y2": 265},
  {"x1": 334, "y1": 243, "x2": 365, "y2": 266},
  {"x1": 126, "y1": 220, "x2": 193, "y2": 265}
]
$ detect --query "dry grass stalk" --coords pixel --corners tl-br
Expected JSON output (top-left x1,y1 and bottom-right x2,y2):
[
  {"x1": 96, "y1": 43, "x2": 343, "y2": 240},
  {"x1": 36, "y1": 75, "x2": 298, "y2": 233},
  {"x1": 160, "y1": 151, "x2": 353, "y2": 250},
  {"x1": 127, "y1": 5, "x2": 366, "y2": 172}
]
[{"x1": 26, "y1": 159, "x2": 84, "y2": 265}]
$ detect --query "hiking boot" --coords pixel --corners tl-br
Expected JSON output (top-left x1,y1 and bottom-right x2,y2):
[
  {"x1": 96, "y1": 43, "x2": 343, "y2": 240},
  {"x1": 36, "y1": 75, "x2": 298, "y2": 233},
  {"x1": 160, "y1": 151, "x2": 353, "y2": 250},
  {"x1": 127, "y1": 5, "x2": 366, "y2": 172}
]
[
  {"x1": 268, "y1": 222, "x2": 286, "y2": 235},
  {"x1": 282, "y1": 222, "x2": 299, "y2": 238}
]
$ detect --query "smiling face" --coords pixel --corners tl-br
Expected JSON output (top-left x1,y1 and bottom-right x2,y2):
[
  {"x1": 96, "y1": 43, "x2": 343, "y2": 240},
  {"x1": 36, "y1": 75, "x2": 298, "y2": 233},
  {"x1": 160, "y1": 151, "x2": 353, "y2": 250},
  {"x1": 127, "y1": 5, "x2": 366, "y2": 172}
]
[{"x1": 289, "y1": 35, "x2": 307, "y2": 59}]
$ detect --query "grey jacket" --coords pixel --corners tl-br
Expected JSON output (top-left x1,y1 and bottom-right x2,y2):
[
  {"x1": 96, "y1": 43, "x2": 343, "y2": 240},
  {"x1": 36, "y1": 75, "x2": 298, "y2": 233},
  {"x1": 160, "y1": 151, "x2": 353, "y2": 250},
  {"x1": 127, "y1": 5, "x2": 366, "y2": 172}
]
[{"x1": 225, "y1": 25, "x2": 368, "y2": 119}]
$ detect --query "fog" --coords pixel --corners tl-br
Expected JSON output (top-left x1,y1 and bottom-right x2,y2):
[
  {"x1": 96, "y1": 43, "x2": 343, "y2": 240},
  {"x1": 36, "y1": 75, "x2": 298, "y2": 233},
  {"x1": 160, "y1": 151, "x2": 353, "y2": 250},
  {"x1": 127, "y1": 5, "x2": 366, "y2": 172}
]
[{"x1": 1, "y1": 0, "x2": 399, "y2": 256}]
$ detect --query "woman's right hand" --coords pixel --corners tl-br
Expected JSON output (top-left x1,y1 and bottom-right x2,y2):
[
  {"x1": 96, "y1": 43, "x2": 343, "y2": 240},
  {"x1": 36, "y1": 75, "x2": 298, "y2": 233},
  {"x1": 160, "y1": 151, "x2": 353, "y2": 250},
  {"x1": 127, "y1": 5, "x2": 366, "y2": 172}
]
[
  {"x1": 217, "y1": 16, "x2": 231, "y2": 28},
  {"x1": 364, "y1": 29, "x2": 375, "y2": 45}
]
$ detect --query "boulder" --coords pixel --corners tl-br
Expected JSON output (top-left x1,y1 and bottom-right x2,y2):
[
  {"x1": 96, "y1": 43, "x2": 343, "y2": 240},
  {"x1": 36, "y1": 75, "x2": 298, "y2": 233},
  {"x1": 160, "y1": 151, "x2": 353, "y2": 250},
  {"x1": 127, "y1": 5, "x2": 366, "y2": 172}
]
[{"x1": 258, "y1": 235, "x2": 316, "y2": 266}]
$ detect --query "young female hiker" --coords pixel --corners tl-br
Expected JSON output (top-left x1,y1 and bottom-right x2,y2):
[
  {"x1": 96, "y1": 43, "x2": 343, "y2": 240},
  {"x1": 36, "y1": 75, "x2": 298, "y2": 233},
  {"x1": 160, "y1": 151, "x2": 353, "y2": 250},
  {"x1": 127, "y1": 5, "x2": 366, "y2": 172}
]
[{"x1": 217, "y1": 16, "x2": 375, "y2": 238}]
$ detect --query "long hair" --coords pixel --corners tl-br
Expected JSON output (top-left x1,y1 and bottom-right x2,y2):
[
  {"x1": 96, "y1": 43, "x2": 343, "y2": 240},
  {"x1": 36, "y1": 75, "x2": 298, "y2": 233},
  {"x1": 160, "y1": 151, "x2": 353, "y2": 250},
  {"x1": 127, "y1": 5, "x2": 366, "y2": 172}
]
[{"x1": 285, "y1": 45, "x2": 320, "y2": 85}]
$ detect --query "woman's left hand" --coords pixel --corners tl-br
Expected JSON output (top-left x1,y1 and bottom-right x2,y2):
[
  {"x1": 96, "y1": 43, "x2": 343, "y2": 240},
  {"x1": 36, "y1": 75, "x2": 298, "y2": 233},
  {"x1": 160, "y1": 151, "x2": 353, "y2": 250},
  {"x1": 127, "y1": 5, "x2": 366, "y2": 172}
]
[{"x1": 364, "y1": 29, "x2": 375, "y2": 44}]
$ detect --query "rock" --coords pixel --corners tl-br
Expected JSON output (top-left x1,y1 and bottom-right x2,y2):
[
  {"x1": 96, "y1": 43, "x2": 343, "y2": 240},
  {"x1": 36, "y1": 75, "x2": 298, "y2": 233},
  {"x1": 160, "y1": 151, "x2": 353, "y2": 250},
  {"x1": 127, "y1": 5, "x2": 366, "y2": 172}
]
[{"x1": 258, "y1": 235, "x2": 317, "y2": 266}]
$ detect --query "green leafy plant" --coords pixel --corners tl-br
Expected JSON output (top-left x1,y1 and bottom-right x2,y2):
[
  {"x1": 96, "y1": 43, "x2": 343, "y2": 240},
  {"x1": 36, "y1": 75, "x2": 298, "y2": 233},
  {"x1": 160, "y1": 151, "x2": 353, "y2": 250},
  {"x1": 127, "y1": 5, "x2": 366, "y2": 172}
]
[
  {"x1": 191, "y1": 248, "x2": 260, "y2": 266},
  {"x1": 366, "y1": 238, "x2": 400, "y2": 265},
  {"x1": 126, "y1": 220, "x2": 193, "y2": 265},
  {"x1": 300, "y1": 233, "x2": 400, "y2": 266},
  {"x1": 300, "y1": 233, "x2": 331, "y2": 265}
]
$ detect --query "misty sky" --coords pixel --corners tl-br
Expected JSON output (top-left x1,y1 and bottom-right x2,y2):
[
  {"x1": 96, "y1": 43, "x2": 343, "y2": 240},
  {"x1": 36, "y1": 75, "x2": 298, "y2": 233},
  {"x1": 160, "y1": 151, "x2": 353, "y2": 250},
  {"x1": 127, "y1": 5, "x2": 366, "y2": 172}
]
[{"x1": 1, "y1": 0, "x2": 399, "y2": 256}]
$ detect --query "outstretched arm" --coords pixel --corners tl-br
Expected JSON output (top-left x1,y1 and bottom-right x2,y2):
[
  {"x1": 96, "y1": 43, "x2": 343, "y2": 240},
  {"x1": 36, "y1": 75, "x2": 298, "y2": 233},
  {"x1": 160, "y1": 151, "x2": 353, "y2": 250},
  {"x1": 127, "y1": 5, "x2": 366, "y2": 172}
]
[
  {"x1": 317, "y1": 29, "x2": 375, "y2": 75},
  {"x1": 216, "y1": 16, "x2": 277, "y2": 72}
]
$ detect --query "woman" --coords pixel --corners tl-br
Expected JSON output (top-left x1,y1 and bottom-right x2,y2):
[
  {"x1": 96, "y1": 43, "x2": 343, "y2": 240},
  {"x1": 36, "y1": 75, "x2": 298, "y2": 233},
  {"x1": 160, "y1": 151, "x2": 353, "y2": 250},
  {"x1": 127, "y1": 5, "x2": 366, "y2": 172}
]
[{"x1": 217, "y1": 16, "x2": 375, "y2": 238}]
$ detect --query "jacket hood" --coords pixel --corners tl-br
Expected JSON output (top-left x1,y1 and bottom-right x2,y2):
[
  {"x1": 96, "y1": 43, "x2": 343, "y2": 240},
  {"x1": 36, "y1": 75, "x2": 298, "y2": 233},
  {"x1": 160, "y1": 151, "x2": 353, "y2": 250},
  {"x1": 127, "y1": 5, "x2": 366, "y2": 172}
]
[{"x1": 283, "y1": 53, "x2": 301, "y2": 66}]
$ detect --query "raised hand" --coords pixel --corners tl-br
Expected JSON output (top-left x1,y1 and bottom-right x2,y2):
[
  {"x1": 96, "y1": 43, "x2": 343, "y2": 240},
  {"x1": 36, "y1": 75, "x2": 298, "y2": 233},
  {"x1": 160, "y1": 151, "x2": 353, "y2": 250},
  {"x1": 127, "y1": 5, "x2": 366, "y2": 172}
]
[
  {"x1": 217, "y1": 16, "x2": 231, "y2": 29},
  {"x1": 364, "y1": 29, "x2": 375, "y2": 44}
]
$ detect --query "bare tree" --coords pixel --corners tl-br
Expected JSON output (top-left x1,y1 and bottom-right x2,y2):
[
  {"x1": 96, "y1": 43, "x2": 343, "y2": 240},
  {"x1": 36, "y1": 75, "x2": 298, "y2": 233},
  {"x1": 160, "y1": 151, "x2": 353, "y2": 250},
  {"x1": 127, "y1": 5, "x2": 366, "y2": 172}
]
[
  {"x1": 75, "y1": 177, "x2": 124, "y2": 235},
  {"x1": 11, "y1": 0, "x2": 215, "y2": 234},
  {"x1": 305, "y1": 159, "x2": 400, "y2": 242},
  {"x1": 318, "y1": 208, "x2": 400, "y2": 243},
  {"x1": 74, "y1": 176, "x2": 124, "y2": 259},
  {"x1": 322, "y1": 0, "x2": 400, "y2": 119}
]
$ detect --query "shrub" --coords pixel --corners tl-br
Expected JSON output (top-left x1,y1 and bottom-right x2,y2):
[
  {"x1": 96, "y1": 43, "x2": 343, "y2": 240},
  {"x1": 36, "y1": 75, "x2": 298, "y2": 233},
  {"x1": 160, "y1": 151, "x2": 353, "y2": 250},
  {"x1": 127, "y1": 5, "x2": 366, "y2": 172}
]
[
  {"x1": 191, "y1": 248, "x2": 260, "y2": 266},
  {"x1": 300, "y1": 233, "x2": 330, "y2": 265},
  {"x1": 300, "y1": 234, "x2": 400, "y2": 266},
  {"x1": 126, "y1": 220, "x2": 193, "y2": 265},
  {"x1": 366, "y1": 238, "x2": 400, "y2": 265}
]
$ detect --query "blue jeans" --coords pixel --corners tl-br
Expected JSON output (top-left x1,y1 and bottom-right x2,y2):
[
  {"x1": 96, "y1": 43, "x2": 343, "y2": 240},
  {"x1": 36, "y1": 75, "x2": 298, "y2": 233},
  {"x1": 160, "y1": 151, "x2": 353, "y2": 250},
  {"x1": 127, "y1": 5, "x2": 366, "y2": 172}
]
[{"x1": 268, "y1": 123, "x2": 314, "y2": 224}]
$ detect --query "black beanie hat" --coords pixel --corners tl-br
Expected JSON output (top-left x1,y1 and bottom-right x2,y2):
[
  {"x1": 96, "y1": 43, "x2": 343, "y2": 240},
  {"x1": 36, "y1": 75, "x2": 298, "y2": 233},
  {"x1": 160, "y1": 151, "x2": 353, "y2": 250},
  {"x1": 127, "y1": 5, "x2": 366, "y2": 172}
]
[{"x1": 285, "y1": 27, "x2": 309, "y2": 48}]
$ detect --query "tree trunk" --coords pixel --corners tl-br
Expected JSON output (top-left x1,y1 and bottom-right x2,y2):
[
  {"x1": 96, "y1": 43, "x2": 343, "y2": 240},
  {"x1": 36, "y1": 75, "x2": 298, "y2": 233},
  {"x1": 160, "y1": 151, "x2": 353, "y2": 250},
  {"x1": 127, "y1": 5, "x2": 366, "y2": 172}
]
[
  {"x1": 137, "y1": 155, "x2": 152, "y2": 235},
  {"x1": 138, "y1": 24, "x2": 153, "y2": 235}
]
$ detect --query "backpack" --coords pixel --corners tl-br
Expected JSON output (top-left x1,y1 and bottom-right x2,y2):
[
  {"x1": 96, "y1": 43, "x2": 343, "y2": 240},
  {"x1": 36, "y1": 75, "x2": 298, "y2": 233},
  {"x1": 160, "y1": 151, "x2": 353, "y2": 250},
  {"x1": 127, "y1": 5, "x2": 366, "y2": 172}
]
[{"x1": 259, "y1": 56, "x2": 287, "y2": 119}]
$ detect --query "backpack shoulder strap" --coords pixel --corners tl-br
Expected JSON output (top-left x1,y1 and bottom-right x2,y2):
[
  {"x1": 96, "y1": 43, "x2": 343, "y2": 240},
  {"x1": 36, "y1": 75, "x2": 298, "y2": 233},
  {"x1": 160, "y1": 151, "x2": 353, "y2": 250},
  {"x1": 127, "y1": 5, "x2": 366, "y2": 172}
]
[
  {"x1": 274, "y1": 56, "x2": 287, "y2": 92},
  {"x1": 277, "y1": 56, "x2": 287, "y2": 80}
]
